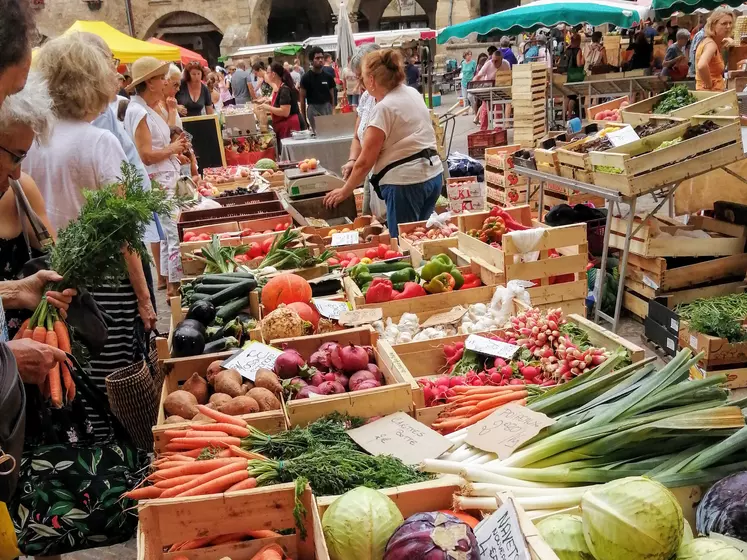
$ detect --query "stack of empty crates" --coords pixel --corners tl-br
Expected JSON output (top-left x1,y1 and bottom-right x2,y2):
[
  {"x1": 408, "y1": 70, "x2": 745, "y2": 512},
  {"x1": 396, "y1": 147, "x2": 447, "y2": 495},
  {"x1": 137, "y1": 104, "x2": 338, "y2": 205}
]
[{"x1": 512, "y1": 63, "x2": 548, "y2": 148}]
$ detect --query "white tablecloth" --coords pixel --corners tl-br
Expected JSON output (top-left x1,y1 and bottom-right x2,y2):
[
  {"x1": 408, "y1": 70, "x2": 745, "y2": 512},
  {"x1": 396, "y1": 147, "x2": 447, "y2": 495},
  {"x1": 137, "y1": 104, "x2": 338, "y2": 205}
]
[{"x1": 280, "y1": 134, "x2": 354, "y2": 177}]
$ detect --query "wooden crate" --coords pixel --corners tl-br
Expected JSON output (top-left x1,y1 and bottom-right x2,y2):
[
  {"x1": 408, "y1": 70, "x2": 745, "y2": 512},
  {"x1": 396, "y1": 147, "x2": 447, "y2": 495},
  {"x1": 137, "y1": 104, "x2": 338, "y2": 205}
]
[
  {"x1": 486, "y1": 182, "x2": 537, "y2": 208},
  {"x1": 591, "y1": 117, "x2": 744, "y2": 196},
  {"x1": 588, "y1": 95, "x2": 629, "y2": 123},
  {"x1": 457, "y1": 205, "x2": 588, "y2": 312},
  {"x1": 270, "y1": 327, "x2": 413, "y2": 427},
  {"x1": 485, "y1": 145, "x2": 522, "y2": 170},
  {"x1": 378, "y1": 313, "x2": 644, "y2": 426},
  {"x1": 625, "y1": 253, "x2": 747, "y2": 293},
  {"x1": 621, "y1": 89, "x2": 738, "y2": 126},
  {"x1": 397, "y1": 217, "x2": 460, "y2": 266},
  {"x1": 533, "y1": 147, "x2": 560, "y2": 175},
  {"x1": 691, "y1": 364, "x2": 747, "y2": 389},
  {"x1": 153, "y1": 352, "x2": 287, "y2": 453},
  {"x1": 543, "y1": 190, "x2": 605, "y2": 212},
  {"x1": 680, "y1": 323, "x2": 747, "y2": 368},
  {"x1": 299, "y1": 216, "x2": 385, "y2": 243},
  {"x1": 137, "y1": 483, "x2": 327, "y2": 560},
  {"x1": 609, "y1": 215, "x2": 747, "y2": 258},
  {"x1": 555, "y1": 122, "x2": 630, "y2": 173}
]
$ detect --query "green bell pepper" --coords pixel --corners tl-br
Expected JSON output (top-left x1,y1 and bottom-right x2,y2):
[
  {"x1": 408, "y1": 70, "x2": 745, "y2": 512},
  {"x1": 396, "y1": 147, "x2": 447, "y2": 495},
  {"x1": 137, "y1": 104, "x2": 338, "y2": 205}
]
[
  {"x1": 389, "y1": 267, "x2": 418, "y2": 284},
  {"x1": 450, "y1": 268, "x2": 464, "y2": 290},
  {"x1": 350, "y1": 263, "x2": 374, "y2": 288},
  {"x1": 423, "y1": 272, "x2": 456, "y2": 294},
  {"x1": 421, "y1": 254, "x2": 455, "y2": 281}
]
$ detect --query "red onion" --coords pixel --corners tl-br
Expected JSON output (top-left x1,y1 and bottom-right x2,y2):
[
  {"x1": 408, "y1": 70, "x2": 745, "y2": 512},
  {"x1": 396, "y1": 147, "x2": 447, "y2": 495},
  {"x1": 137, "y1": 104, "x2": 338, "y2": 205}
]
[
  {"x1": 333, "y1": 372, "x2": 349, "y2": 390},
  {"x1": 274, "y1": 349, "x2": 306, "y2": 379},
  {"x1": 362, "y1": 345, "x2": 376, "y2": 363},
  {"x1": 365, "y1": 363, "x2": 384, "y2": 383},
  {"x1": 337, "y1": 344, "x2": 370, "y2": 373},
  {"x1": 309, "y1": 350, "x2": 332, "y2": 372},
  {"x1": 317, "y1": 380, "x2": 346, "y2": 395},
  {"x1": 295, "y1": 386, "x2": 322, "y2": 399},
  {"x1": 353, "y1": 379, "x2": 382, "y2": 391},
  {"x1": 319, "y1": 341, "x2": 340, "y2": 354},
  {"x1": 349, "y1": 370, "x2": 377, "y2": 391},
  {"x1": 309, "y1": 371, "x2": 325, "y2": 387}
]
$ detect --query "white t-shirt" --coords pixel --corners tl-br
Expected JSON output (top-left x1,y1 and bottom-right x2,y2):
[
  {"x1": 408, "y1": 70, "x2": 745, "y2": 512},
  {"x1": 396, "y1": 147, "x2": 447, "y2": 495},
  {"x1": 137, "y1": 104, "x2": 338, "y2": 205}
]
[
  {"x1": 366, "y1": 84, "x2": 441, "y2": 186},
  {"x1": 22, "y1": 119, "x2": 126, "y2": 231}
]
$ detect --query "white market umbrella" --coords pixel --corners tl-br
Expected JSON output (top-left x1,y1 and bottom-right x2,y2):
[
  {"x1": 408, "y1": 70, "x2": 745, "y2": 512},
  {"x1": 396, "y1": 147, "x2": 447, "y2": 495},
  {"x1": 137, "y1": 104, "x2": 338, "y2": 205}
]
[{"x1": 336, "y1": 0, "x2": 356, "y2": 71}]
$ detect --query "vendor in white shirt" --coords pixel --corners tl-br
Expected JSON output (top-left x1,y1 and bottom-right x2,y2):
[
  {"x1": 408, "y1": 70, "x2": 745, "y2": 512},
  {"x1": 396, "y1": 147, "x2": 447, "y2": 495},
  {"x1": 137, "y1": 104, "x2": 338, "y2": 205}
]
[{"x1": 473, "y1": 50, "x2": 510, "y2": 81}]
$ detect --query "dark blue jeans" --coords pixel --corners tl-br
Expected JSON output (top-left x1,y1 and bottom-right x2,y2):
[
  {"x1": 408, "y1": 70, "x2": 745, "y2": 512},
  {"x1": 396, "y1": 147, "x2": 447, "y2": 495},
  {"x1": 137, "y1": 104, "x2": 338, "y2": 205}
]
[{"x1": 380, "y1": 174, "x2": 443, "y2": 238}]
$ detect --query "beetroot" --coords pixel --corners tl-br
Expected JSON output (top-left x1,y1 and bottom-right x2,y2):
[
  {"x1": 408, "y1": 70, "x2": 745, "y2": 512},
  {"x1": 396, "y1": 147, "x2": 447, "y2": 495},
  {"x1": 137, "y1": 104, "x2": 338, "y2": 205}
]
[
  {"x1": 337, "y1": 344, "x2": 370, "y2": 373},
  {"x1": 295, "y1": 386, "x2": 322, "y2": 399},
  {"x1": 274, "y1": 349, "x2": 306, "y2": 379},
  {"x1": 349, "y1": 370, "x2": 377, "y2": 391},
  {"x1": 365, "y1": 363, "x2": 384, "y2": 383},
  {"x1": 352, "y1": 379, "x2": 381, "y2": 391},
  {"x1": 309, "y1": 350, "x2": 332, "y2": 372},
  {"x1": 317, "y1": 381, "x2": 346, "y2": 395}
]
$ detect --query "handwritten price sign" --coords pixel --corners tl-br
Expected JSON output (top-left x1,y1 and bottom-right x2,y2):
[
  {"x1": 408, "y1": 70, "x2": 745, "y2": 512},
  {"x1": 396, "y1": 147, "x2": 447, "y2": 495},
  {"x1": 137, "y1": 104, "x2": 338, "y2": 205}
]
[
  {"x1": 466, "y1": 403, "x2": 554, "y2": 459},
  {"x1": 474, "y1": 499, "x2": 530, "y2": 560},
  {"x1": 221, "y1": 341, "x2": 284, "y2": 381}
]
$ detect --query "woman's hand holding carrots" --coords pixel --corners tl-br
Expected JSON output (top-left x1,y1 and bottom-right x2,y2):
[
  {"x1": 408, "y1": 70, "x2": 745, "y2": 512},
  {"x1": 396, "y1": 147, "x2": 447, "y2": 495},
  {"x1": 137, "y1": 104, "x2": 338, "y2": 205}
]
[
  {"x1": 6, "y1": 270, "x2": 76, "y2": 319},
  {"x1": 6, "y1": 338, "x2": 66, "y2": 386}
]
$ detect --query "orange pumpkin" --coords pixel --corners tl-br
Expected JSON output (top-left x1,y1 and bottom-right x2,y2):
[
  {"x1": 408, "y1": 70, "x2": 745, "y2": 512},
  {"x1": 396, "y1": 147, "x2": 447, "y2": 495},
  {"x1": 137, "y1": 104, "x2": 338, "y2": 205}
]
[{"x1": 262, "y1": 274, "x2": 312, "y2": 313}]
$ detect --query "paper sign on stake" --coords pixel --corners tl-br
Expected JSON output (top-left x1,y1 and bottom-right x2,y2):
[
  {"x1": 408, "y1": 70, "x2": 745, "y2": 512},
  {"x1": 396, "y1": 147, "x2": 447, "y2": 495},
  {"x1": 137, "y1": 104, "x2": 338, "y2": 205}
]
[
  {"x1": 312, "y1": 298, "x2": 349, "y2": 319},
  {"x1": 465, "y1": 334, "x2": 521, "y2": 360},
  {"x1": 331, "y1": 231, "x2": 359, "y2": 246},
  {"x1": 420, "y1": 306, "x2": 467, "y2": 328},
  {"x1": 338, "y1": 308, "x2": 383, "y2": 327},
  {"x1": 606, "y1": 125, "x2": 640, "y2": 147},
  {"x1": 346, "y1": 412, "x2": 452, "y2": 465},
  {"x1": 467, "y1": 403, "x2": 555, "y2": 459},
  {"x1": 221, "y1": 341, "x2": 284, "y2": 381},
  {"x1": 474, "y1": 498, "x2": 531, "y2": 560}
]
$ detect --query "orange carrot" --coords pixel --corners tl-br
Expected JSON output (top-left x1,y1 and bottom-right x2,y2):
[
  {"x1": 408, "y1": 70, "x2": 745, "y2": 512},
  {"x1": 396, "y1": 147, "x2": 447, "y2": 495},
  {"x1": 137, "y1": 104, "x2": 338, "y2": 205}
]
[
  {"x1": 472, "y1": 390, "x2": 528, "y2": 413},
  {"x1": 452, "y1": 385, "x2": 527, "y2": 394},
  {"x1": 31, "y1": 325, "x2": 46, "y2": 343},
  {"x1": 163, "y1": 430, "x2": 189, "y2": 438},
  {"x1": 148, "y1": 461, "x2": 195, "y2": 473},
  {"x1": 457, "y1": 399, "x2": 526, "y2": 429},
  {"x1": 228, "y1": 445, "x2": 265, "y2": 460},
  {"x1": 246, "y1": 530, "x2": 282, "y2": 539},
  {"x1": 208, "y1": 532, "x2": 249, "y2": 546},
  {"x1": 154, "y1": 454, "x2": 195, "y2": 464},
  {"x1": 22, "y1": 328, "x2": 33, "y2": 339},
  {"x1": 195, "y1": 404, "x2": 249, "y2": 427},
  {"x1": 160, "y1": 447, "x2": 203, "y2": 458},
  {"x1": 154, "y1": 475, "x2": 198, "y2": 489},
  {"x1": 168, "y1": 436, "x2": 242, "y2": 449},
  {"x1": 159, "y1": 462, "x2": 248, "y2": 498},
  {"x1": 124, "y1": 486, "x2": 163, "y2": 500},
  {"x1": 249, "y1": 543, "x2": 285, "y2": 560},
  {"x1": 151, "y1": 458, "x2": 246, "y2": 480},
  {"x1": 177, "y1": 470, "x2": 250, "y2": 497},
  {"x1": 13, "y1": 319, "x2": 30, "y2": 340},
  {"x1": 431, "y1": 417, "x2": 468, "y2": 432},
  {"x1": 191, "y1": 423, "x2": 250, "y2": 437},
  {"x1": 44, "y1": 327, "x2": 62, "y2": 408},
  {"x1": 168, "y1": 537, "x2": 213, "y2": 552},
  {"x1": 61, "y1": 362, "x2": 75, "y2": 403},
  {"x1": 54, "y1": 320, "x2": 71, "y2": 354},
  {"x1": 225, "y1": 477, "x2": 259, "y2": 492},
  {"x1": 184, "y1": 430, "x2": 230, "y2": 438},
  {"x1": 439, "y1": 405, "x2": 475, "y2": 418}
]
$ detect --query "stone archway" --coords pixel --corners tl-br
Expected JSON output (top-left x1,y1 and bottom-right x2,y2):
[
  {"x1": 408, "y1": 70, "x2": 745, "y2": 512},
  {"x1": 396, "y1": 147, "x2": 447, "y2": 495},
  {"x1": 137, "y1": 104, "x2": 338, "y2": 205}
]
[
  {"x1": 248, "y1": 0, "x2": 335, "y2": 45},
  {"x1": 352, "y1": 0, "x2": 437, "y2": 31},
  {"x1": 140, "y1": 10, "x2": 224, "y2": 67}
]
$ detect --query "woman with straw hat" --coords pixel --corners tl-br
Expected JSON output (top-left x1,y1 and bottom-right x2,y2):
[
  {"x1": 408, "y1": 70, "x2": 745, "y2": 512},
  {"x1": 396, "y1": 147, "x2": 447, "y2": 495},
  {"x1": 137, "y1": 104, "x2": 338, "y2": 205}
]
[{"x1": 124, "y1": 56, "x2": 188, "y2": 298}]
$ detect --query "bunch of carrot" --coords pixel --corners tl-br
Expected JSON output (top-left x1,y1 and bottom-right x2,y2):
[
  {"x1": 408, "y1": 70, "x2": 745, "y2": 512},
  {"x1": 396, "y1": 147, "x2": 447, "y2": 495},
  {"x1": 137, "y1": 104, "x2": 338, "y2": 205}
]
[
  {"x1": 124, "y1": 405, "x2": 264, "y2": 501},
  {"x1": 14, "y1": 305, "x2": 73, "y2": 408},
  {"x1": 430, "y1": 385, "x2": 529, "y2": 434},
  {"x1": 168, "y1": 530, "x2": 283, "y2": 553},
  {"x1": 172, "y1": 543, "x2": 286, "y2": 560}
]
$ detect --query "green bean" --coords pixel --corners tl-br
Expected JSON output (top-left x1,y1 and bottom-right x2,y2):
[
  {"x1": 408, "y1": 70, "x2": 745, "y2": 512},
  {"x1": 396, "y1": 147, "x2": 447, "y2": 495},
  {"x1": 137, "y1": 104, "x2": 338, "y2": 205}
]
[{"x1": 675, "y1": 292, "x2": 747, "y2": 322}]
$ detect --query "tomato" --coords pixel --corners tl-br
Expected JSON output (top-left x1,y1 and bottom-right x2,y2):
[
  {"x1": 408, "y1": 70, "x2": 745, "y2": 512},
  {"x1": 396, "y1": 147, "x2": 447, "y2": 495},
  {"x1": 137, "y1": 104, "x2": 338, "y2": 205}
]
[
  {"x1": 274, "y1": 222, "x2": 286, "y2": 232},
  {"x1": 261, "y1": 237, "x2": 274, "y2": 254},
  {"x1": 339, "y1": 259, "x2": 349, "y2": 268},
  {"x1": 240, "y1": 228, "x2": 254, "y2": 236},
  {"x1": 346, "y1": 252, "x2": 357, "y2": 260},
  {"x1": 364, "y1": 248, "x2": 378, "y2": 259},
  {"x1": 183, "y1": 231, "x2": 196, "y2": 242},
  {"x1": 384, "y1": 250, "x2": 399, "y2": 259},
  {"x1": 198, "y1": 233, "x2": 211, "y2": 241},
  {"x1": 327, "y1": 257, "x2": 340, "y2": 265},
  {"x1": 377, "y1": 243, "x2": 389, "y2": 259},
  {"x1": 263, "y1": 229, "x2": 273, "y2": 234},
  {"x1": 247, "y1": 242, "x2": 262, "y2": 259}
]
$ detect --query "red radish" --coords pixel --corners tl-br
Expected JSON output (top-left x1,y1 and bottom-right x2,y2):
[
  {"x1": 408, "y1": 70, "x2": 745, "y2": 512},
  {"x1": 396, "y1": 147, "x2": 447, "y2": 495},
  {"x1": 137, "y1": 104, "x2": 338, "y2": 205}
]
[
  {"x1": 274, "y1": 223, "x2": 286, "y2": 232},
  {"x1": 295, "y1": 386, "x2": 322, "y2": 399},
  {"x1": 318, "y1": 381, "x2": 346, "y2": 395},
  {"x1": 198, "y1": 233, "x2": 211, "y2": 241},
  {"x1": 274, "y1": 349, "x2": 305, "y2": 379},
  {"x1": 240, "y1": 228, "x2": 254, "y2": 236},
  {"x1": 335, "y1": 344, "x2": 369, "y2": 373},
  {"x1": 183, "y1": 231, "x2": 196, "y2": 242},
  {"x1": 309, "y1": 350, "x2": 332, "y2": 372},
  {"x1": 287, "y1": 302, "x2": 320, "y2": 330},
  {"x1": 449, "y1": 376, "x2": 466, "y2": 387},
  {"x1": 261, "y1": 237, "x2": 274, "y2": 254},
  {"x1": 247, "y1": 242, "x2": 262, "y2": 259},
  {"x1": 434, "y1": 376, "x2": 451, "y2": 388}
]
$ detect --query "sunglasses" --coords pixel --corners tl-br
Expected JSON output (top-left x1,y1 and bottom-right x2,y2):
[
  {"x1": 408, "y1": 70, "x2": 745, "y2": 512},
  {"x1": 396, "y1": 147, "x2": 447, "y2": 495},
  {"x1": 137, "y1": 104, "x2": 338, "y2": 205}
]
[{"x1": 0, "y1": 144, "x2": 27, "y2": 166}]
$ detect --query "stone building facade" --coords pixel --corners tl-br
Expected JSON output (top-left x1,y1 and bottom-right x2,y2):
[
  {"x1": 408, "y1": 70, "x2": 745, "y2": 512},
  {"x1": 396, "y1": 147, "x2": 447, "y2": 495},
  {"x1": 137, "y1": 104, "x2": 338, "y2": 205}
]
[{"x1": 30, "y1": 0, "x2": 503, "y2": 65}]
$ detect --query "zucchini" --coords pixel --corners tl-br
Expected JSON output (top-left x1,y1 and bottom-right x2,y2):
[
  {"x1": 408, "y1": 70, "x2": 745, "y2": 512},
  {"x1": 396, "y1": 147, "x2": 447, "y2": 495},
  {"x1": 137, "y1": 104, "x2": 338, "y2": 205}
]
[
  {"x1": 193, "y1": 283, "x2": 233, "y2": 295},
  {"x1": 186, "y1": 292, "x2": 210, "y2": 303},
  {"x1": 216, "y1": 297, "x2": 251, "y2": 323},
  {"x1": 203, "y1": 336, "x2": 239, "y2": 354},
  {"x1": 204, "y1": 280, "x2": 257, "y2": 306},
  {"x1": 198, "y1": 273, "x2": 256, "y2": 284},
  {"x1": 366, "y1": 261, "x2": 413, "y2": 274}
]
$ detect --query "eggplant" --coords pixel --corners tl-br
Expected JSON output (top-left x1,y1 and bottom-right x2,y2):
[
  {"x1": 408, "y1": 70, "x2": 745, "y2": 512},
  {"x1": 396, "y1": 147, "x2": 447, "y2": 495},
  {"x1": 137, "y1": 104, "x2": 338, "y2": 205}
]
[
  {"x1": 171, "y1": 325, "x2": 205, "y2": 357},
  {"x1": 178, "y1": 319, "x2": 206, "y2": 336},
  {"x1": 203, "y1": 336, "x2": 239, "y2": 354},
  {"x1": 186, "y1": 300, "x2": 216, "y2": 326}
]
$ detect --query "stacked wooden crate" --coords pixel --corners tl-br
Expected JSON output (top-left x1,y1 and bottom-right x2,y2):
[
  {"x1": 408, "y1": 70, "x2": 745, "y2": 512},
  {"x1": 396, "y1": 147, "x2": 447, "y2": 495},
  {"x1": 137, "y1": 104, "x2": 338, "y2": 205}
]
[
  {"x1": 512, "y1": 63, "x2": 547, "y2": 147},
  {"x1": 484, "y1": 145, "x2": 536, "y2": 209}
]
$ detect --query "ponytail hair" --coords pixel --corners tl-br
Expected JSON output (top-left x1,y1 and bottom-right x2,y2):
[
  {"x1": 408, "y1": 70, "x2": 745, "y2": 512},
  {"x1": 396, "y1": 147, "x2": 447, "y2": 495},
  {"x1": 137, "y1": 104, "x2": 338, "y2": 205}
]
[
  {"x1": 271, "y1": 61, "x2": 298, "y2": 101},
  {"x1": 362, "y1": 48, "x2": 405, "y2": 91}
]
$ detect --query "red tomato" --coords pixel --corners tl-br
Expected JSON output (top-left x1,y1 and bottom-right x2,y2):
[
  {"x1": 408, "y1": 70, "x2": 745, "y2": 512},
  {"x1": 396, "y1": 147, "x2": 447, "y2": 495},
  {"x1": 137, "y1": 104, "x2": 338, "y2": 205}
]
[
  {"x1": 240, "y1": 228, "x2": 254, "y2": 236},
  {"x1": 263, "y1": 229, "x2": 273, "y2": 234},
  {"x1": 183, "y1": 231, "x2": 196, "y2": 242},
  {"x1": 384, "y1": 250, "x2": 399, "y2": 259},
  {"x1": 327, "y1": 257, "x2": 340, "y2": 265},
  {"x1": 377, "y1": 243, "x2": 389, "y2": 259},
  {"x1": 339, "y1": 259, "x2": 350, "y2": 268},
  {"x1": 247, "y1": 242, "x2": 262, "y2": 259},
  {"x1": 274, "y1": 222, "x2": 286, "y2": 232},
  {"x1": 364, "y1": 248, "x2": 378, "y2": 259},
  {"x1": 198, "y1": 233, "x2": 211, "y2": 241},
  {"x1": 261, "y1": 237, "x2": 274, "y2": 254}
]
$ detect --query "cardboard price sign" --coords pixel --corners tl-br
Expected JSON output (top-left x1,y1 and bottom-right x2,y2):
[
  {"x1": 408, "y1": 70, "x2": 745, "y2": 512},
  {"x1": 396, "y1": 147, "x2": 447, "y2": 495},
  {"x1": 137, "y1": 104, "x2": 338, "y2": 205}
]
[
  {"x1": 465, "y1": 334, "x2": 521, "y2": 360},
  {"x1": 466, "y1": 403, "x2": 555, "y2": 459},
  {"x1": 331, "y1": 231, "x2": 359, "y2": 246},
  {"x1": 607, "y1": 125, "x2": 640, "y2": 147},
  {"x1": 312, "y1": 298, "x2": 349, "y2": 320},
  {"x1": 474, "y1": 499, "x2": 530, "y2": 560},
  {"x1": 222, "y1": 341, "x2": 284, "y2": 381},
  {"x1": 338, "y1": 308, "x2": 383, "y2": 327},
  {"x1": 420, "y1": 306, "x2": 467, "y2": 328},
  {"x1": 447, "y1": 180, "x2": 486, "y2": 214},
  {"x1": 346, "y1": 412, "x2": 452, "y2": 465}
]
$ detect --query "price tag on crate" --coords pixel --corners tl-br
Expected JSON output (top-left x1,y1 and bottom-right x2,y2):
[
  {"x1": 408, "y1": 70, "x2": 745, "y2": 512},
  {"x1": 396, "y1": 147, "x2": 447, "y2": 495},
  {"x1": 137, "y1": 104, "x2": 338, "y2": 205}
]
[
  {"x1": 338, "y1": 308, "x2": 383, "y2": 327},
  {"x1": 466, "y1": 403, "x2": 555, "y2": 459},
  {"x1": 607, "y1": 125, "x2": 640, "y2": 148},
  {"x1": 420, "y1": 306, "x2": 467, "y2": 328},
  {"x1": 346, "y1": 412, "x2": 452, "y2": 465},
  {"x1": 312, "y1": 298, "x2": 349, "y2": 320},
  {"x1": 222, "y1": 341, "x2": 284, "y2": 381},
  {"x1": 465, "y1": 334, "x2": 521, "y2": 360},
  {"x1": 331, "y1": 231, "x2": 359, "y2": 246},
  {"x1": 474, "y1": 498, "x2": 530, "y2": 560}
]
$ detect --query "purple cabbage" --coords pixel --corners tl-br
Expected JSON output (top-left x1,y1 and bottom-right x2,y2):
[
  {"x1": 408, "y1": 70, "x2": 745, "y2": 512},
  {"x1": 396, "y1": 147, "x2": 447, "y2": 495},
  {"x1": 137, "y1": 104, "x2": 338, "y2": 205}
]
[
  {"x1": 384, "y1": 512, "x2": 478, "y2": 560},
  {"x1": 696, "y1": 471, "x2": 747, "y2": 540}
]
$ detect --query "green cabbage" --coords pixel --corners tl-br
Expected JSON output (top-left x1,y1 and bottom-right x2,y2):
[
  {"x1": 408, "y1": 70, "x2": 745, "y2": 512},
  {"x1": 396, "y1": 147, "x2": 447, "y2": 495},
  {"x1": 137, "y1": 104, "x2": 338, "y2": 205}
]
[
  {"x1": 322, "y1": 486, "x2": 404, "y2": 560},
  {"x1": 536, "y1": 514, "x2": 594, "y2": 560},
  {"x1": 677, "y1": 537, "x2": 745, "y2": 560},
  {"x1": 581, "y1": 477, "x2": 683, "y2": 560}
]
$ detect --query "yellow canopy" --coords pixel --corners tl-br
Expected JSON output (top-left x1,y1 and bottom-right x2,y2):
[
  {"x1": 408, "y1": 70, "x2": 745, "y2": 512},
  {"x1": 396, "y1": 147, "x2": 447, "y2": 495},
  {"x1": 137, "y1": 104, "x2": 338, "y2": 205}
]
[{"x1": 64, "y1": 21, "x2": 180, "y2": 63}]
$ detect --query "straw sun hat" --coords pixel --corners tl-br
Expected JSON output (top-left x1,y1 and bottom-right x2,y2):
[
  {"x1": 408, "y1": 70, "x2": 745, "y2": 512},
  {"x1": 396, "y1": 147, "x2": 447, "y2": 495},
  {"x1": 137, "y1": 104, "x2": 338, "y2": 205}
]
[{"x1": 127, "y1": 56, "x2": 171, "y2": 91}]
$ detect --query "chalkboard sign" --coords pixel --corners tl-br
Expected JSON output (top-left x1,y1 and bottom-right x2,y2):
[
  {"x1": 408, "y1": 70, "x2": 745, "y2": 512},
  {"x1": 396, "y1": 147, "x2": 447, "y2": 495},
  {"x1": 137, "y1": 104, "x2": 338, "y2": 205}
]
[{"x1": 181, "y1": 114, "x2": 226, "y2": 173}]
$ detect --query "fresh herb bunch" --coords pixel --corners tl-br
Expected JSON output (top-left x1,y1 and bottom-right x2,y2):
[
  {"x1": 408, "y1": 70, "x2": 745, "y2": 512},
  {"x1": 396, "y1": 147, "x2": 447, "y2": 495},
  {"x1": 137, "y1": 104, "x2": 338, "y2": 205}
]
[
  {"x1": 676, "y1": 293, "x2": 747, "y2": 322},
  {"x1": 49, "y1": 162, "x2": 172, "y2": 290},
  {"x1": 258, "y1": 226, "x2": 335, "y2": 270},
  {"x1": 689, "y1": 308, "x2": 747, "y2": 343},
  {"x1": 653, "y1": 85, "x2": 696, "y2": 114}
]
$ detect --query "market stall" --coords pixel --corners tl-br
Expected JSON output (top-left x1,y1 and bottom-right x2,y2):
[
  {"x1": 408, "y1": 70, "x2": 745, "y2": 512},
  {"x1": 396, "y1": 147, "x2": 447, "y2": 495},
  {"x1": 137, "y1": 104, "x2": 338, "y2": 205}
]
[
  {"x1": 147, "y1": 37, "x2": 207, "y2": 66},
  {"x1": 63, "y1": 20, "x2": 180, "y2": 63}
]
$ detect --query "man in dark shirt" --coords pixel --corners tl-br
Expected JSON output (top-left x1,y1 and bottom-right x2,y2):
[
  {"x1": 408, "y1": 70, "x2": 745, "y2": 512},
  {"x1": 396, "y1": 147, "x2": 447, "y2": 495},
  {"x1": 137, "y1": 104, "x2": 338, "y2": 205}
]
[
  {"x1": 405, "y1": 56, "x2": 421, "y2": 91},
  {"x1": 300, "y1": 46, "x2": 335, "y2": 131}
]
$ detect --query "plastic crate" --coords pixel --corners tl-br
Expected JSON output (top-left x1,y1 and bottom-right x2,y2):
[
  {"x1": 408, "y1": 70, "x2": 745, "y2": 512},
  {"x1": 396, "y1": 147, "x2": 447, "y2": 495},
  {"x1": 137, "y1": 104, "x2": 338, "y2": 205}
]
[{"x1": 467, "y1": 129, "x2": 507, "y2": 158}]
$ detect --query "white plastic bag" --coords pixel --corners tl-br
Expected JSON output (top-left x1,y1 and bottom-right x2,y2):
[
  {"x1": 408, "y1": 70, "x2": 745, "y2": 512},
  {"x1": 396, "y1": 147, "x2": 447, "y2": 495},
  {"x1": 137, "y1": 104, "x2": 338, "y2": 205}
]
[
  {"x1": 489, "y1": 279, "x2": 535, "y2": 325},
  {"x1": 426, "y1": 211, "x2": 452, "y2": 229},
  {"x1": 505, "y1": 228, "x2": 545, "y2": 263}
]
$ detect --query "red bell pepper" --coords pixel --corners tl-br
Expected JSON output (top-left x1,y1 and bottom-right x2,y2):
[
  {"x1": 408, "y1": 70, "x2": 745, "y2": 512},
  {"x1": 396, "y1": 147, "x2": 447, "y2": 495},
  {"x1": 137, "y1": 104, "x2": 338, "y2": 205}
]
[
  {"x1": 489, "y1": 207, "x2": 531, "y2": 231},
  {"x1": 392, "y1": 282, "x2": 427, "y2": 300},
  {"x1": 365, "y1": 278, "x2": 394, "y2": 304},
  {"x1": 460, "y1": 273, "x2": 482, "y2": 289}
]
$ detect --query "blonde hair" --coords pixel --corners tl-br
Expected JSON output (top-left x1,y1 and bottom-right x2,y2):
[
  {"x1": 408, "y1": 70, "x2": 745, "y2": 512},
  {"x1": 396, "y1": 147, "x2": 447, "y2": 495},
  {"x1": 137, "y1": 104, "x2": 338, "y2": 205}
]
[
  {"x1": 362, "y1": 48, "x2": 405, "y2": 92},
  {"x1": 33, "y1": 33, "x2": 117, "y2": 120},
  {"x1": 704, "y1": 7, "x2": 734, "y2": 39}
]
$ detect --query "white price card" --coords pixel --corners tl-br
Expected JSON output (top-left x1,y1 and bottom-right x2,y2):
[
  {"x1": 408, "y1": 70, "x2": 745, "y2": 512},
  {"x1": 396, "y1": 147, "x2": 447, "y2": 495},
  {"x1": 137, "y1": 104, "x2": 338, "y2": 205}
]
[
  {"x1": 606, "y1": 125, "x2": 641, "y2": 148},
  {"x1": 338, "y1": 308, "x2": 383, "y2": 327},
  {"x1": 465, "y1": 334, "x2": 521, "y2": 360},
  {"x1": 221, "y1": 341, "x2": 284, "y2": 381},
  {"x1": 474, "y1": 498, "x2": 531, "y2": 560},
  {"x1": 467, "y1": 403, "x2": 555, "y2": 459},
  {"x1": 312, "y1": 298, "x2": 349, "y2": 320},
  {"x1": 346, "y1": 412, "x2": 452, "y2": 465},
  {"x1": 331, "y1": 231, "x2": 360, "y2": 246}
]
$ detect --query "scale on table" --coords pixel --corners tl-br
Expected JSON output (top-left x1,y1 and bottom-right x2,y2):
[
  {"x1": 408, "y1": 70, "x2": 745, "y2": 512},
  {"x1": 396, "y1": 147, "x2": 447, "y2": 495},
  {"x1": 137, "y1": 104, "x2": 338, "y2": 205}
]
[{"x1": 285, "y1": 166, "x2": 345, "y2": 198}]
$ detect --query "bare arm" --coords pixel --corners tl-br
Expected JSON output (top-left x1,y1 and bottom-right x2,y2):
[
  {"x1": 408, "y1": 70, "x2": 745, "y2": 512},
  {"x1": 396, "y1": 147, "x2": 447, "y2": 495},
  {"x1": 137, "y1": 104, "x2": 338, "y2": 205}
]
[
  {"x1": 330, "y1": 84, "x2": 335, "y2": 106},
  {"x1": 577, "y1": 50, "x2": 584, "y2": 67},
  {"x1": 341, "y1": 116, "x2": 363, "y2": 178},
  {"x1": 324, "y1": 127, "x2": 385, "y2": 207},
  {"x1": 123, "y1": 248, "x2": 156, "y2": 330},
  {"x1": 266, "y1": 103, "x2": 291, "y2": 118},
  {"x1": 299, "y1": 87, "x2": 307, "y2": 124},
  {"x1": 696, "y1": 40, "x2": 717, "y2": 89},
  {"x1": 134, "y1": 118, "x2": 183, "y2": 166}
]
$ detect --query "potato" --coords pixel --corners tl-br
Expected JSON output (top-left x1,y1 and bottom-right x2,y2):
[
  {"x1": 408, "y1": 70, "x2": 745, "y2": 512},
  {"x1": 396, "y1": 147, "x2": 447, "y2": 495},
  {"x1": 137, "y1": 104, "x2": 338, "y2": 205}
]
[
  {"x1": 255, "y1": 368, "x2": 282, "y2": 395},
  {"x1": 248, "y1": 387, "x2": 281, "y2": 411},
  {"x1": 192, "y1": 413, "x2": 216, "y2": 423},
  {"x1": 164, "y1": 390, "x2": 198, "y2": 419},
  {"x1": 241, "y1": 382, "x2": 254, "y2": 394},
  {"x1": 214, "y1": 369, "x2": 244, "y2": 397},
  {"x1": 206, "y1": 360, "x2": 225, "y2": 385},
  {"x1": 208, "y1": 393, "x2": 233, "y2": 409},
  {"x1": 218, "y1": 396, "x2": 259, "y2": 416},
  {"x1": 182, "y1": 372, "x2": 209, "y2": 404},
  {"x1": 164, "y1": 415, "x2": 186, "y2": 424}
]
